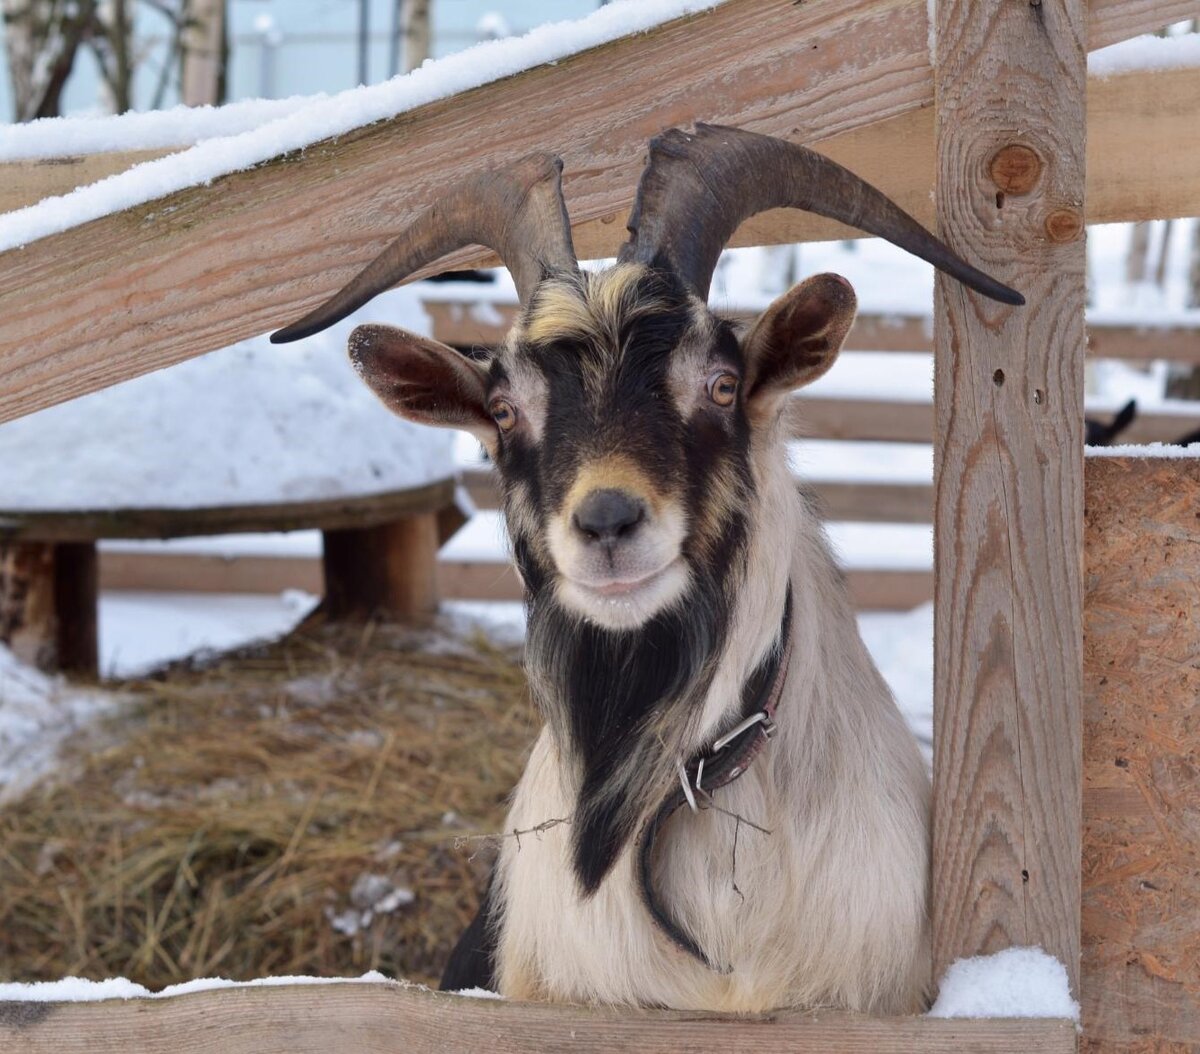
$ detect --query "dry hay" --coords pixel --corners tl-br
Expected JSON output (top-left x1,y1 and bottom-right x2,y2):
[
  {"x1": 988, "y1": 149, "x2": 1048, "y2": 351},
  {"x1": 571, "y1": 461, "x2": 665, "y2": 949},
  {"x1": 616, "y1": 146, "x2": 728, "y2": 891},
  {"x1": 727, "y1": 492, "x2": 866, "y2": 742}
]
[{"x1": 0, "y1": 617, "x2": 538, "y2": 988}]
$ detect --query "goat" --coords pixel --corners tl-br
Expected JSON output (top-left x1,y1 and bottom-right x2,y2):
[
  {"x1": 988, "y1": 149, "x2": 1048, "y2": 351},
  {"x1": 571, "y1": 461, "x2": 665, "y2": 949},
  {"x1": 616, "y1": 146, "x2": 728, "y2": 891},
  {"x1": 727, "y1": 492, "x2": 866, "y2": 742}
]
[
  {"x1": 272, "y1": 125, "x2": 1023, "y2": 1015},
  {"x1": 1085, "y1": 399, "x2": 1137, "y2": 447}
]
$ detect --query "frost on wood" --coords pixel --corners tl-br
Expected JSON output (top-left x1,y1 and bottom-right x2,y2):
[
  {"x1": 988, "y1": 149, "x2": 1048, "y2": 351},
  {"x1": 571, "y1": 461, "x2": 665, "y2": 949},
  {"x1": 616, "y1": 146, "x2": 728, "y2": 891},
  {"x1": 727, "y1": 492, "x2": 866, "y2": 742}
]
[
  {"x1": 927, "y1": 947, "x2": 1080, "y2": 1020},
  {"x1": 0, "y1": 287, "x2": 455, "y2": 510},
  {"x1": 0, "y1": 0, "x2": 723, "y2": 252}
]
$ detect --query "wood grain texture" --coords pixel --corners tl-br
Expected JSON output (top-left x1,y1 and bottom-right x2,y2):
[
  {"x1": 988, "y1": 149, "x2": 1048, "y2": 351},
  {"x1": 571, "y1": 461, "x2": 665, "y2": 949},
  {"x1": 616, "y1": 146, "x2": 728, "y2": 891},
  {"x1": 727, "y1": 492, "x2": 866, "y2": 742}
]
[
  {"x1": 1080, "y1": 456, "x2": 1200, "y2": 1052},
  {"x1": 931, "y1": 0, "x2": 1086, "y2": 997},
  {"x1": 0, "y1": 982, "x2": 1078, "y2": 1053},
  {"x1": 0, "y1": 0, "x2": 1190, "y2": 426},
  {"x1": 0, "y1": 149, "x2": 175, "y2": 214}
]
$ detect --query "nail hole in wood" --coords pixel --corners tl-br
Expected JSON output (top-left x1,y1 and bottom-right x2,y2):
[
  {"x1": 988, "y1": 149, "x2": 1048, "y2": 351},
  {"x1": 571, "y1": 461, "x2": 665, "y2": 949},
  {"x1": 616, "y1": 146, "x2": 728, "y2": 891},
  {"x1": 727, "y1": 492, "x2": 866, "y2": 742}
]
[
  {"x1": 1022, "y1": 870, "x2": 1030, "y2": 883},
  {"x1": 993, "y1": 369, "x2": 1005, "y2": 386},
  {"x1": 995, "y1": 191, "x2": 1005, "y2": 209},
  {"x1": 1034, "y1": 388, "x2": 1045, "y2": 404}
]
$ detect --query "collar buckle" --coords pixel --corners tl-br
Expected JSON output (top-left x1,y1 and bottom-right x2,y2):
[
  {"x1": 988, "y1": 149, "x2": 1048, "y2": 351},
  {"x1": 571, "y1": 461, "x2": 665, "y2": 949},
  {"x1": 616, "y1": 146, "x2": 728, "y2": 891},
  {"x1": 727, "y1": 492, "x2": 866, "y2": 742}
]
[{"x1": 710, "y1": 709, "x2": 775, "y2": 754}]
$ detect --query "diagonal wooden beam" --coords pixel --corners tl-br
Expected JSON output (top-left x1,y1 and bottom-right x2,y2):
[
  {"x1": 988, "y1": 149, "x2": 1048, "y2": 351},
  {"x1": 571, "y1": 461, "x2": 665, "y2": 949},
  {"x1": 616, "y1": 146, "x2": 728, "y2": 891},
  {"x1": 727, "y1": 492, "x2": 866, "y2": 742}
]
[{"x1": 0, "y1": 0, "x2": 1193, "y2": 425}]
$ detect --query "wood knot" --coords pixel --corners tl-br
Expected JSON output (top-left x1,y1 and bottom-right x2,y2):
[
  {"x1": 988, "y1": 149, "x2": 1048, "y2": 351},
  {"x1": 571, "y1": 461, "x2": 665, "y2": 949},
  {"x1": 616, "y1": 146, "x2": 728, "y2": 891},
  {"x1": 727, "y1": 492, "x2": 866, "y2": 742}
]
[
  {"x1": 988, "y1": 145, "x2": 1042, "y2": 195},
  {"x1": 1044, "y1": 208, "x2": 1083, "y2": 243}
]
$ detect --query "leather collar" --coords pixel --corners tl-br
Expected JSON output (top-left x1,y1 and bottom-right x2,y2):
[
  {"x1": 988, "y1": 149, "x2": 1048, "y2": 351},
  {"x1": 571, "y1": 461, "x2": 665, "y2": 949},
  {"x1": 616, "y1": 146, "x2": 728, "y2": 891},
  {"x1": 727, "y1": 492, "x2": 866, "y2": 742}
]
[{"x1": 635, "y1": 586, "x2": 793, "y2": 972}]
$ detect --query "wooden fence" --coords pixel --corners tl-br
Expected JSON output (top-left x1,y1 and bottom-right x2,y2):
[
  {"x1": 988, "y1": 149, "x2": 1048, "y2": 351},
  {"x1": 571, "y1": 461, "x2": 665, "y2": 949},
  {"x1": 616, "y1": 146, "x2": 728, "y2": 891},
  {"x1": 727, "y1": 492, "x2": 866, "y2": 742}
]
[{"x1": 2, "y1": 0, "x2": 1199, "y2": 1049}]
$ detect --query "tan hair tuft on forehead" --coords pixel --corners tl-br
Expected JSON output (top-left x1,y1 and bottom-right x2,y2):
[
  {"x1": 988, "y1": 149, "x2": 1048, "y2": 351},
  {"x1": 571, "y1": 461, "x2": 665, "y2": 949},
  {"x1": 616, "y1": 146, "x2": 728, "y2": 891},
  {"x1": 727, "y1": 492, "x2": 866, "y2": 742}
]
[{"x1": 521, "y1": 263, "x2": 673, "y2": 348}]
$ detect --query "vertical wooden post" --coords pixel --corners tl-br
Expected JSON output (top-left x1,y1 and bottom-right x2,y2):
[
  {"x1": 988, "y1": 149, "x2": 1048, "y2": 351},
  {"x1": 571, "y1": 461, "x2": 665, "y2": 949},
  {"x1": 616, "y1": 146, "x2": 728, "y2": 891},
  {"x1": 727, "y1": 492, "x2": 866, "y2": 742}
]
[
  {"x1": 321, "y1": 514, "x2": 440, "y2": 620},
  {"x1": 932, "y1": 0, "x2": 1086, "y2": 998},
  {"x1": 0, "y1": 541, "x2": 99, "y2": 676}
]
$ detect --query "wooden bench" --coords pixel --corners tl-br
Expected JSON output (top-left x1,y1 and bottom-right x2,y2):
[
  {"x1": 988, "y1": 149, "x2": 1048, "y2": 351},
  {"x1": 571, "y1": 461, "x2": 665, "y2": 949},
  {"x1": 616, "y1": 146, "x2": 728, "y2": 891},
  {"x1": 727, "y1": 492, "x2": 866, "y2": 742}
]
[{"x1": 0, "y1": 478, "x2": 466, "y2": 677}]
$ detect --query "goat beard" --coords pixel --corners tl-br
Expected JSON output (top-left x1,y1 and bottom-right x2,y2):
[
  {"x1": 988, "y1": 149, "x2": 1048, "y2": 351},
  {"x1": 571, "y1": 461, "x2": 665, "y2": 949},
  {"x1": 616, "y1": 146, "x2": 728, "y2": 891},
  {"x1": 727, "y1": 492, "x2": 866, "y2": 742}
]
[{"x1": 525, "y1": 569, "x2": 730, "y2": 897}]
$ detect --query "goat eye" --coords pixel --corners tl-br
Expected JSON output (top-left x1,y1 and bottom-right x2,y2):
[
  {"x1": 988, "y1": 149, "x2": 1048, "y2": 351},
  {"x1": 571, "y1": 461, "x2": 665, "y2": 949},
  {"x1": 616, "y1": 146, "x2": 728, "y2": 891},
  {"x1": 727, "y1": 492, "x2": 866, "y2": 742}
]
[
  {"x1": 490, "y1": 398, "x2": 517, "y2": 431},
  {"x1": 707, "y1": 372, "x2": 739, "y2": 407}
]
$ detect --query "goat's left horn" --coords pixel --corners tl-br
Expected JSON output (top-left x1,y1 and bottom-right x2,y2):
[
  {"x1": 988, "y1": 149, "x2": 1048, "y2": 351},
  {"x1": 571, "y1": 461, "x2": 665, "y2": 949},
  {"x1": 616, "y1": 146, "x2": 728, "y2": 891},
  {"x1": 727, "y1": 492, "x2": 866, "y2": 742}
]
[
  {"x1": 271, "y1": 153, "x2": 579, "y2": 343},
  {"x1": 616, "y1": 123, "x2": 1024, "y2": 307}
]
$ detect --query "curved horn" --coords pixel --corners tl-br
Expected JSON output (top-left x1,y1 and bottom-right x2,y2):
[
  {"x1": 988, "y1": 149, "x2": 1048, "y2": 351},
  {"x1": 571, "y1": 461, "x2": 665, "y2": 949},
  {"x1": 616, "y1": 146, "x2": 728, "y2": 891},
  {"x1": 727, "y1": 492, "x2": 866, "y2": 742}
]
[
  {"x1": 617, "y1": 124, "x2": 1024, "y2": 306},
  {"x1": 271, "y1": 153, "x2": 579, "y2": 344}
]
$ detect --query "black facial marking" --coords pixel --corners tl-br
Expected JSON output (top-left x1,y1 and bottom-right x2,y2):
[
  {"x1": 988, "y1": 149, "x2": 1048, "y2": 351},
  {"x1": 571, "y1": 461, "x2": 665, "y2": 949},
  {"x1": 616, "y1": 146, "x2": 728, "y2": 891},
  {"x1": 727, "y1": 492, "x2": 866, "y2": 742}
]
[{"x1": 488, "y1": 267, "x2": 766, "y2": 893}]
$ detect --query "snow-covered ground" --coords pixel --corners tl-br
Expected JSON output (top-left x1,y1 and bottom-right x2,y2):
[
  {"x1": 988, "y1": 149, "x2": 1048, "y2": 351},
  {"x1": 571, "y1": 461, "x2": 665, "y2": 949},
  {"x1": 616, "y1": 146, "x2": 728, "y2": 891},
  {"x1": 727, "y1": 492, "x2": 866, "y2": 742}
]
[{"x1": 0, "y1": 645, "x2": 116, "y2": 804}]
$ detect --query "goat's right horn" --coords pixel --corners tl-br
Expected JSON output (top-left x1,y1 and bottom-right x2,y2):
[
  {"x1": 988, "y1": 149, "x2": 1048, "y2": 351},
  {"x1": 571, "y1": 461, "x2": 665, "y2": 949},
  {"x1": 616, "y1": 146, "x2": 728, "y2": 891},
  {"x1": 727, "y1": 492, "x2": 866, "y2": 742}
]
[
  {"x1": 617, "y1": 123, "x2": 1024, "y2": 307},
  {"x1": 271, "y1": 153, "x2": 579, "y2": 343}
]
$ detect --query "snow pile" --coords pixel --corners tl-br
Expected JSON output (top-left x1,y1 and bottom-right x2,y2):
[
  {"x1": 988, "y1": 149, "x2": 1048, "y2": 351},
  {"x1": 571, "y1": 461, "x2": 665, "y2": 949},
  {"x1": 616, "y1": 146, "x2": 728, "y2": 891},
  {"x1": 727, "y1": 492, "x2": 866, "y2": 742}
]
[
  {"x1": 0, "y1": 286, "x2": 455, "y2": 510},
  {"x1": 928, "y1": 947, "x2": 1080, "y2": 1020},
  {"x1": 0, "y1": 0, "x2": 723, "y2": 251},
  {"x1": 0, "y1": 645, "x2": 115, "y2": 803},
  {"x1": 1090, "y1": 32, "x2": 1200, "y2": 78},
  {"x1": 0, "y1": 972, "x2": 393, "y2": 1002}
]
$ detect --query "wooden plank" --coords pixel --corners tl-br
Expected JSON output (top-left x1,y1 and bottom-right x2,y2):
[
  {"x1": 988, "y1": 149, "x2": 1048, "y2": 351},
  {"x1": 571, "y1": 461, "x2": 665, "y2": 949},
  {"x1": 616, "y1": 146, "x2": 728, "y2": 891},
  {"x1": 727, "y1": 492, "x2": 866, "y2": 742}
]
[
  {"x1": 0, "y1": 479, "x2": 457, "y2": 543},
  {"x1": 438, "y1": 557, "x2": 931, "y2": 611},
  {"x1": 98, "y1": 550, "x2": 323, "y2": 594},
  {"x1": 428, "y1": 300, "x2": 1200, "y2": 367},
  {"x1": 0, "y1": 0, "x2": 1189, "y2": 426},
  {"x1": 1080, "y1": 456, "x2": 1200, "y2": 1052},
  {"x1": 931, "y1": 0, "x2": 1086, "y2": 999},
  {"x1": 462, "y1": 466, "x2": 935, "y2": 524},
  {"x1": 0, "y1": 980, "x2": 1079, "y2": 1053},
  {"x1": 322, "y1": 515, "x2": 440, "y2": 619},
  {"x1": 0, "y1": 149, "x2": 176, "y2": 214},
  {"x1": 784, "y1": 398, "x2": 1198, "y2": 446},
  {"x1": 0, "y1": 541, "x2": 98, "y2": 676}
]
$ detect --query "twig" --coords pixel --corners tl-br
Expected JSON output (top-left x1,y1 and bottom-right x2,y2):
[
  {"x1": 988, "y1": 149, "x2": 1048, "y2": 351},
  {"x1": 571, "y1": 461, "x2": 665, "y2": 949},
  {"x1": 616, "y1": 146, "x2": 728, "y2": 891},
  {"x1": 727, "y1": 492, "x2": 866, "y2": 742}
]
[{"x1": 453, "y1": 816, "x2": 571, "y2": 860}]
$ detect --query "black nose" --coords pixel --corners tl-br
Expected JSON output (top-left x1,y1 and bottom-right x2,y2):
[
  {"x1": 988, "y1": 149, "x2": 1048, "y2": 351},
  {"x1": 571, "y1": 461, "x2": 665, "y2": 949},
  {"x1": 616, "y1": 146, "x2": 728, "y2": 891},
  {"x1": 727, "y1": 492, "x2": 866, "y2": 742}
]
[{"x1": 572, "y1": 489, "x2": 645, "y2": 544}]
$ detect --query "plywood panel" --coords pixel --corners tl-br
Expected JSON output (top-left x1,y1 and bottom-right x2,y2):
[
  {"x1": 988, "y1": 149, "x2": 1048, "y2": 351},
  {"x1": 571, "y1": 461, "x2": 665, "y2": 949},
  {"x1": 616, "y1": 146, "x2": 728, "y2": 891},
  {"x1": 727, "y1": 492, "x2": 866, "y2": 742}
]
[{"x1": 1081, "y1": 456, "x2": 1200, "y2": 1052}]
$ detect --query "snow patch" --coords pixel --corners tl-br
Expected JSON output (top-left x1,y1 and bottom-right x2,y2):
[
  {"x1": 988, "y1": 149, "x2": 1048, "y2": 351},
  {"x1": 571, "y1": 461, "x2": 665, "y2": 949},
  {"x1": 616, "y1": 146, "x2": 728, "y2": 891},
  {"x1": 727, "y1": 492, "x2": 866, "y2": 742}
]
[
  {"x1": 0, "y1": 972, "x2": 394, "y2": 1002},
  {"x1": 0, "y1": 0, "x2": 724, "y2": 251},
  {"x1": 1090, "y1": 33, "x2": 1200, "y2": 78},
  {"x1": 1087, "y1": 443, "x2": 1200, "y2": 459},
  {"x1": 928, "y1": 947, "x2": 1080, "y2": 1020},
  {"x1": 0, "y1": 645, "x2": 116, "y2": 803},
  {"x1": 452, "y1": 987, "x2": 504, "y2": 999}
]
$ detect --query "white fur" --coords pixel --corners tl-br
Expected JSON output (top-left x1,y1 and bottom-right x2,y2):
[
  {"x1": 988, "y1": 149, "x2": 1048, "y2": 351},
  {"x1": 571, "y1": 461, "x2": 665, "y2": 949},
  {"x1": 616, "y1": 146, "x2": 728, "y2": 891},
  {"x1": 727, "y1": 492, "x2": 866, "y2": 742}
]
[{"x1": 493, "y1": 415, "x2": 931, "y2": 1014}]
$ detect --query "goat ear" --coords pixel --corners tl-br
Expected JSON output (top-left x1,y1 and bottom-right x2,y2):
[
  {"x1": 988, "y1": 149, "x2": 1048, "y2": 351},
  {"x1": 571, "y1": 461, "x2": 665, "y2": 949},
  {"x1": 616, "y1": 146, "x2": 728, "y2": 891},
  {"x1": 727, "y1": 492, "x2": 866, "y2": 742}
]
[
  {"x1": 349, "y1": 324, "x2": 495, "y2": 446},
  {"x1": 742, "y1": 273, "x2": 856, "y2": 417}
]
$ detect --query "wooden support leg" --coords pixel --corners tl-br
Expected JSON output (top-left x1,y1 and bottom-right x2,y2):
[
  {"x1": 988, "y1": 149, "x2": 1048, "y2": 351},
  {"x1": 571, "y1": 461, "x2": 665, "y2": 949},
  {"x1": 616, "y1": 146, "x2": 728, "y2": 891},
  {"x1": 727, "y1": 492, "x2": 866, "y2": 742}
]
[
  {"x1": 321, "y1": 514, "x2": 440, "y2": 621},
  {"x1": 0, "y1": 541, "x2": 99, "y2": 676}
]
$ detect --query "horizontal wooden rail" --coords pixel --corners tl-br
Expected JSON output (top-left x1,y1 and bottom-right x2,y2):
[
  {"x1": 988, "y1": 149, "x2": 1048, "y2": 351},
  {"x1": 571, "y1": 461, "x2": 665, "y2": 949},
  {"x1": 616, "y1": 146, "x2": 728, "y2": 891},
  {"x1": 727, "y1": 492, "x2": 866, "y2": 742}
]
[
  {"x1": 785, "y1": 397, "x2": 1198, "y2": 444},
  {"x1": 427, "y1": 300, "x2": 1200, "y2": 365},
  {"x1": 0, "y1": 979, "x2": 1078, "y2": 1054},
  {"x1": 460, "y1": 468, "x2": 934, "y2": 524},
  {"x1": 0, "y1": 479, "x2": 458, "y2": 543},
  {"x1": 0, "y1": 0, "x2": 1191, "y2": 425}
]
